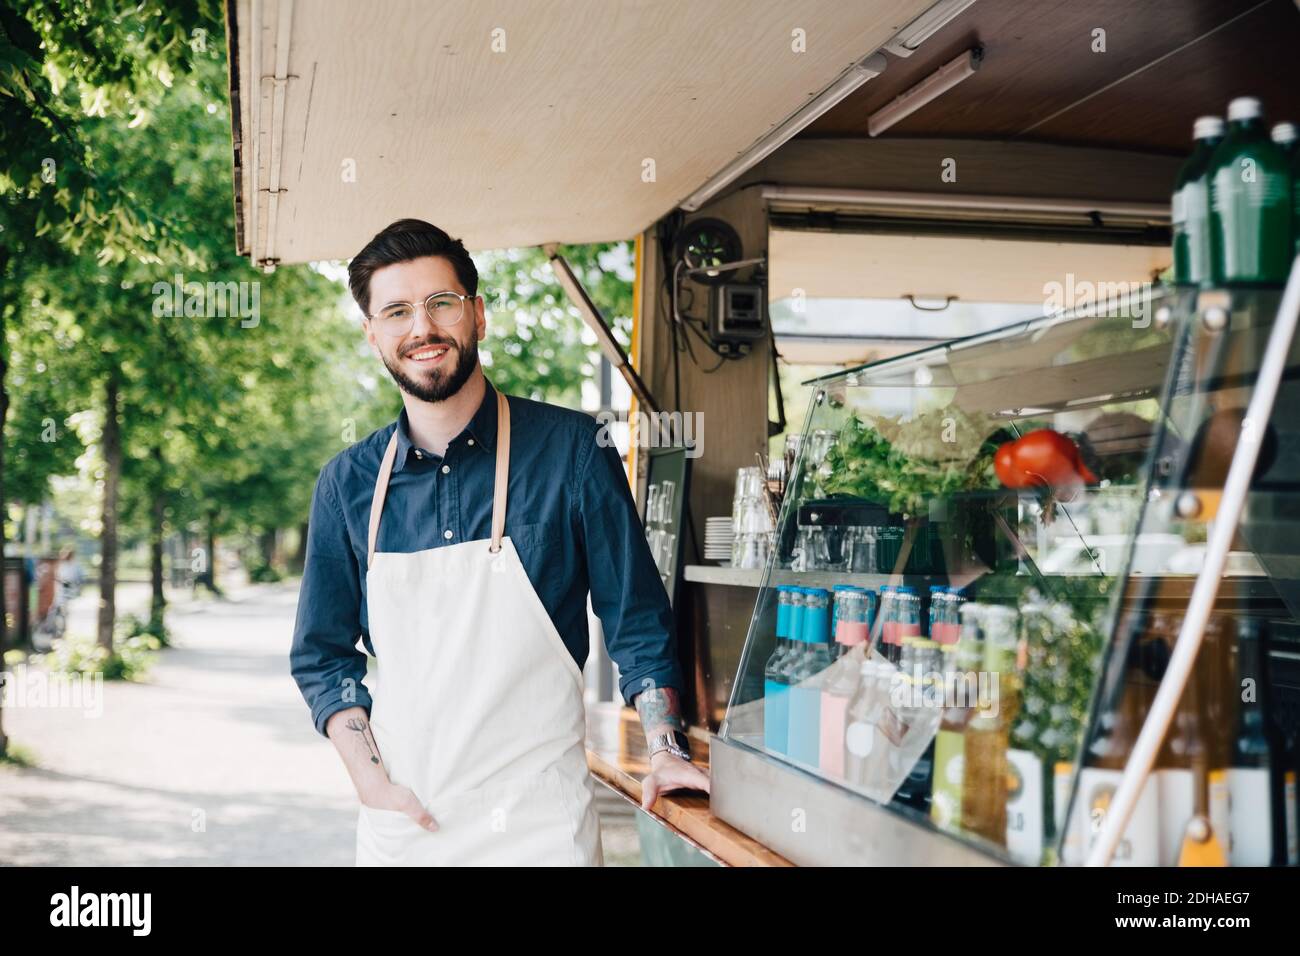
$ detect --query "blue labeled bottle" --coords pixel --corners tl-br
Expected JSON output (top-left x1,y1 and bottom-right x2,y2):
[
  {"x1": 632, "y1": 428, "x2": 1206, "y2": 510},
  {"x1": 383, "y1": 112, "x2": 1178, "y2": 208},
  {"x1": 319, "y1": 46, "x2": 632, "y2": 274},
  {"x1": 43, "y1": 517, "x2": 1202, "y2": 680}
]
[
  {"x1": 764, "y1": 586, "x2": 797, "y2": 755},
  {"x1": 788, "y1": 588, "x2": 833, "y2": 768}
]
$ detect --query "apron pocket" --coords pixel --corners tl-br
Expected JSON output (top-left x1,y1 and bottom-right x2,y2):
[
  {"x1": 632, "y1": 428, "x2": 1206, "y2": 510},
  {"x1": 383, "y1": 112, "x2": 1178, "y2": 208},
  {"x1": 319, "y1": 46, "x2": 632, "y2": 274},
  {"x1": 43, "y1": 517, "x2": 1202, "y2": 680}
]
[
  {"x1": 356, "y1": 804, "x2": 430, "y2": 867},
  {"x1": 424, "y1": 766, "x2": 593, "y2": 866}
]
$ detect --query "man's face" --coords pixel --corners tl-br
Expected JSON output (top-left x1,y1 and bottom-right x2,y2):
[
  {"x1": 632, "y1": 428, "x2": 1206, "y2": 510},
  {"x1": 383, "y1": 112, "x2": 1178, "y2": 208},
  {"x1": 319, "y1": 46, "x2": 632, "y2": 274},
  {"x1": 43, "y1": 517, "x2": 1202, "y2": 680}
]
[{"x1": 363, "y1": 255, "x2": 486, "y2": 403}]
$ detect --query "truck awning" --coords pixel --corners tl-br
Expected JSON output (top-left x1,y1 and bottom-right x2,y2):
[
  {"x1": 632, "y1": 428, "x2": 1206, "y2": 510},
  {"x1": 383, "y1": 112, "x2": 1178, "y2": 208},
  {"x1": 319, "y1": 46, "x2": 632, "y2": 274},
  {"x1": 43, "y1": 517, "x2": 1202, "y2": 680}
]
[{"x1": 224, "y1": 0, "x2": 932, "y2": 265}]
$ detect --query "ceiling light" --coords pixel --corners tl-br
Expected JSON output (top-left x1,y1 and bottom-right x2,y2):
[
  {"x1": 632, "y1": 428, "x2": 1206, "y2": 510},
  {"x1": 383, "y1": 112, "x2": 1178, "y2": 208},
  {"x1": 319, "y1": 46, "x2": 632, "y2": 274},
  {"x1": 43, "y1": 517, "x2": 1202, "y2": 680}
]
[{"x1": 868, "y1": 47, "x2": 982, "y2": 137}]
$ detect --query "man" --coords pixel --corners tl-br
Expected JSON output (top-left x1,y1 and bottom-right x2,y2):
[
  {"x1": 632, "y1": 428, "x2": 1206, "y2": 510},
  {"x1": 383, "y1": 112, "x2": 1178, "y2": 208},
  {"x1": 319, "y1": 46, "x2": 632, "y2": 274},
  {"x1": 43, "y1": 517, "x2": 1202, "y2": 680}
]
[{"x1": 291, "y1": 218, "x2": 709, "y2": 866}]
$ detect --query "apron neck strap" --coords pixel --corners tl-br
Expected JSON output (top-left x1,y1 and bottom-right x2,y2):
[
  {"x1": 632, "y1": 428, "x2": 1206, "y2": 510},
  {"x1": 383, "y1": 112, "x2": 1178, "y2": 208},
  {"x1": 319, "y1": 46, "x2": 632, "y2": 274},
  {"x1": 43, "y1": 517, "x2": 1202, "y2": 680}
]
[
  {"x1": 489, "y1": 389, "x2": 510, "y2": 552},
  {"x1": 366, "y1": 388, "x2": 512, "y2": 568}
]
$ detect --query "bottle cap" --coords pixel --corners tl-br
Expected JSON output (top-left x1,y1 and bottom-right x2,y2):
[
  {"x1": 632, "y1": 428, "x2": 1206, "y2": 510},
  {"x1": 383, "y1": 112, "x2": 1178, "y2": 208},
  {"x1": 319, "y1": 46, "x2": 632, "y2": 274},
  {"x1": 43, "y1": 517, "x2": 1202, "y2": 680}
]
[
  {"x1": 1192, "y1": 116, "x2": 1225, "y2": 140},
  {"x1": 1226, "y1": 97, "x2": 1262, "y2": 122},
  {"x1": 1271, "y1": 121, "x2": 1298, "y2": 145}
]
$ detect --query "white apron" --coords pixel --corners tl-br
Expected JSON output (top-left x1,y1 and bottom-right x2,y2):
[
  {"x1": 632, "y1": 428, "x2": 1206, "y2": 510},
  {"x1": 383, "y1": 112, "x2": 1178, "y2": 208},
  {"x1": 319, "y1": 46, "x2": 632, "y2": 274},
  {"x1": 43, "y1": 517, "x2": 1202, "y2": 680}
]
[{"x1": 356, "y1": 389, "x2": 603, "y2": 866}]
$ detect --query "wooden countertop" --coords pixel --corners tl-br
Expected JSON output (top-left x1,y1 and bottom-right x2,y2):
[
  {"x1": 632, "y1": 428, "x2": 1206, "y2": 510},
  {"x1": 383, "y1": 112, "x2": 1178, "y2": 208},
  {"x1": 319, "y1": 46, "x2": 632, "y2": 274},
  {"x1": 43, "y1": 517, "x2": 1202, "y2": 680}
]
[{"x1": 584, "y1": 701, "x2": 792, "y2": 867}]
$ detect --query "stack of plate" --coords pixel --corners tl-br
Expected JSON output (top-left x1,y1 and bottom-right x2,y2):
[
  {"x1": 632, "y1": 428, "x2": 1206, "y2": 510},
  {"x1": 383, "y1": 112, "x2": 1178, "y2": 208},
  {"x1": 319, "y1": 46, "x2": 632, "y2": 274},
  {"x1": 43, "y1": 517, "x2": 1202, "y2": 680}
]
[{"x1": 704, "y1": 517, "x2": 734, "y2": 563}]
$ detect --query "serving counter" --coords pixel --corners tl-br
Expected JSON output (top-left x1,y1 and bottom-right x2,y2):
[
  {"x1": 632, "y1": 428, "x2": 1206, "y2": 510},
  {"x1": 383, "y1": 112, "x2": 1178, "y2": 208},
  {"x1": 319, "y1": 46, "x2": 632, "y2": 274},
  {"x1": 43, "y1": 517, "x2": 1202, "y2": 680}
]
[
  {"x1": 584, "y1": 701, "x2": 791, "y2": 866},
  {"x1": 654, "y1": 281, "x2": 1300, "y2": 868}
]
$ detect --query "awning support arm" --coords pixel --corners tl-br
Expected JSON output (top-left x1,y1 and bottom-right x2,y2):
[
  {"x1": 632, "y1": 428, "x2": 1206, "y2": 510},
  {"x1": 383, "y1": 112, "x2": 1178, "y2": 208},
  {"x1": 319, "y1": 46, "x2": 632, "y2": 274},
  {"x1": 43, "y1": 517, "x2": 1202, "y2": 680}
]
[{"x1": 543, "y1": 245, "x2": 662, "y2": 415}]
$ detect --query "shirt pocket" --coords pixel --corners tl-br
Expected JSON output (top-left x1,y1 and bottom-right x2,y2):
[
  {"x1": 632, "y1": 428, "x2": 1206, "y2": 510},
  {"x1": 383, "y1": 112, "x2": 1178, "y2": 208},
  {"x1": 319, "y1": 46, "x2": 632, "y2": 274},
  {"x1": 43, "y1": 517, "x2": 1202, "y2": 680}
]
[
  {"x1": 505, "y1": 519, "x2": 569, "y2": 603},
  {"x1": 505, "y1": 519, "x2": 564, "y2": 554}
]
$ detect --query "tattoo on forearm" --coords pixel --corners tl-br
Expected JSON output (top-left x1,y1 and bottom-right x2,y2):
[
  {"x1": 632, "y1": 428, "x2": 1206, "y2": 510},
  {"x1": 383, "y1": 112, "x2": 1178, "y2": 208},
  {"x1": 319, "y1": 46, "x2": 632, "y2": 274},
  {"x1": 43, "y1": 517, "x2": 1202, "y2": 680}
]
[
  {"x1": 346, "y1": 717, "x2": 382, "y2": 765},
  {"x1": 636, "y1": 685, "x2": 686, "y2": 736}
]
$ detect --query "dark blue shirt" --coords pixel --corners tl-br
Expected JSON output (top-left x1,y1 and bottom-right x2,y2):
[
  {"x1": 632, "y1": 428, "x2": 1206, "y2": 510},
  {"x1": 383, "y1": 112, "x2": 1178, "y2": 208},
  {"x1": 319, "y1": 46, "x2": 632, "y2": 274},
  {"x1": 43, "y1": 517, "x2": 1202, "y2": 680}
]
[{"x1": 290, "y1": 380, "x2": 683, "y2": 736}]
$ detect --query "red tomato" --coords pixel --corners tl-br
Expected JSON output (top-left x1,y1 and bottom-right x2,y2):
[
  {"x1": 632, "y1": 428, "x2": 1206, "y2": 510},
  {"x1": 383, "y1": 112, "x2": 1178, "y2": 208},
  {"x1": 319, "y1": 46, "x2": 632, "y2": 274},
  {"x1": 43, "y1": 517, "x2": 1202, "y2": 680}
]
[
  {"x1": 1008, "y1": 430, "x2": 1097, "y2": 490},
  {"x1": 994, "y1": 441, "x2": 1029, "y2": 488}
]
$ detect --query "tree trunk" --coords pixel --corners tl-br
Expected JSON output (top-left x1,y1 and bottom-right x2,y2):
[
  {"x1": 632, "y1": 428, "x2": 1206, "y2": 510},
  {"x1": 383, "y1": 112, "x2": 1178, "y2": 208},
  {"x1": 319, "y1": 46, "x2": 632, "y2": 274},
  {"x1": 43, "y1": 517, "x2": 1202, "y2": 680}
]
[
  {"x1": 259, "y1": 528, "x2": 277, "y2": 568},
  {"x1": 204, "y1": 509, "x2": 219, "y2": 594},
  {"x1": 149, "y1": 446, "x2": 166, "y2": 623},
  {"x1": 97, "y1": 374, "x2": 122, "y2": 650},
  {"x1": 0, "y1": 246, "x2": 10, "y2": 757},
  {"x1": 289, "y1": 520, "x2": 308, "y2": 575}
]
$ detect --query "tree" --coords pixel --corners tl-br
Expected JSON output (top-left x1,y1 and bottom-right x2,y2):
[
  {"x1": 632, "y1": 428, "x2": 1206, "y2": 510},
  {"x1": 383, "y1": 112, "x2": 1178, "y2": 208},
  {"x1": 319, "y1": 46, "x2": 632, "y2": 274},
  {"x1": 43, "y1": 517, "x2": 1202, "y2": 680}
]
[
  {"x1": 0, "y1": 0, "x2": 214, "y2": 755},
  {"x1": 476, "y1": 244, "x2": 633, "y2": 406}
]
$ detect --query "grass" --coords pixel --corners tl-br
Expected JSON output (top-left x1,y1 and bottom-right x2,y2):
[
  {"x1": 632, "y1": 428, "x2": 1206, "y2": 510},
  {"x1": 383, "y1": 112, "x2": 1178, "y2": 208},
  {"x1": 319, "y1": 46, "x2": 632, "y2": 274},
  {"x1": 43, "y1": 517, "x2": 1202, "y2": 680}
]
[{"x1": 0, "y1": 741, "x2": 38, "y2": 768}]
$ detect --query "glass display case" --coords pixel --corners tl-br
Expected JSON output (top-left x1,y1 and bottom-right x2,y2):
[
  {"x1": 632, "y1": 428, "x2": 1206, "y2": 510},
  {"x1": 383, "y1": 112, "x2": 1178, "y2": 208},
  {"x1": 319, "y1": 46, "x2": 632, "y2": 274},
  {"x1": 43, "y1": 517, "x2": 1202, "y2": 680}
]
[{"x1": 713, "y1": 275, "x2": 1300, "y2": 867}]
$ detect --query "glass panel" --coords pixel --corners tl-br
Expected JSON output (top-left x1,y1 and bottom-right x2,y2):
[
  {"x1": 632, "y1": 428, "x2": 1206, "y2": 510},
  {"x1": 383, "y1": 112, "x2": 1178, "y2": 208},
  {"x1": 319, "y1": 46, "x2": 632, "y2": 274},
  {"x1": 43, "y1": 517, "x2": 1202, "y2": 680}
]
[
  {"x1": 722, "y1": 283, "x2": 1300, "y2": 866},
  {"x1": 1069, "y1": 287, "x2": 1300, "y2": 867}
]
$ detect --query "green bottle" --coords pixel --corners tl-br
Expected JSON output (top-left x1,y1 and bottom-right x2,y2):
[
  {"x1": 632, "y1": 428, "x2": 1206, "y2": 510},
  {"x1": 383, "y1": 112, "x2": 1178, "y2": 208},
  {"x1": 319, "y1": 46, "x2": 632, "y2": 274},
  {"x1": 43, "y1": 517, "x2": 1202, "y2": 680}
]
[
  {"x1": 1274, "y1": 123, "x2": 1299, "y2": 152},
  {"x1": 1208, "y1": 98, "x2": 1294, "y2": 287},
  {"x1": 1172, "y1": 116, "x2": 1225, "y2": 286},
  {"x1": 1273, "y1": 122, "x2": 1300, "y2": 258}
]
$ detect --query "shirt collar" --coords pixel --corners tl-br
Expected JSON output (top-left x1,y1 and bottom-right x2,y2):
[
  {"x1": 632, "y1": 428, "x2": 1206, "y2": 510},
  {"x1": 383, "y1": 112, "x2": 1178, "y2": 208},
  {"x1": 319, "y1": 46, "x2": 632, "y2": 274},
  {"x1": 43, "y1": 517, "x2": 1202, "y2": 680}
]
[{"x1": 392, "y1": 379, "x2": 498, "y2": 472}]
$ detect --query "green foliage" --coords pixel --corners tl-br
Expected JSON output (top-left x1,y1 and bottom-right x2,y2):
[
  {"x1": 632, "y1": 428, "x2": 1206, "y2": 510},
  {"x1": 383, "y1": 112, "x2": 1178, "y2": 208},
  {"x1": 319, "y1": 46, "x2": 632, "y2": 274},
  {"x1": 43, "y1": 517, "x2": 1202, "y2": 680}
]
[
  {"x1": 0, "y1": 740, "x2": 36, "y2": 766},
  {"x1": 34, "y1": 627, "x2": 159, "y2": 681},
  {"x1": 247, "y1": 561, "x2": 283, "y2": 584},
  {"x1": 477, "y1": 243, "x2": 632, "y2": 405},
  {"x1": 0, "y1": 0, "x2": 216, "y2": 263},
  {"x1": 121, "y1": 611, "x2": 170, "y2": 648},
  {"x1": 821, "y1": 412, "x2": 1007, "y2": 516}
]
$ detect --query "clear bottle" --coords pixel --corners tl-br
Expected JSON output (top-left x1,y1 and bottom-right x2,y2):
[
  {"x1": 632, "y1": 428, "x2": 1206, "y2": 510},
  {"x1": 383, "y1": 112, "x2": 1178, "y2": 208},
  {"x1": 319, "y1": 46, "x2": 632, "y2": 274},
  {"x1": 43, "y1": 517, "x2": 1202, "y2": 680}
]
[
  {"x1": 787, "y1": 588, "x2": 833, "y2": 768},
  {"x1": 1172, "y1": 116, "x2": 1226, "y2": 285},
  {"x1": 1209, "y1": 97, "x2": 1294, "y2": 286},
  {"x1": 895, "y1": 637, "x2": 940, "y2": 814},
  {"x1": 845, "y1": 657, "x2": 887, "y2": 790}
]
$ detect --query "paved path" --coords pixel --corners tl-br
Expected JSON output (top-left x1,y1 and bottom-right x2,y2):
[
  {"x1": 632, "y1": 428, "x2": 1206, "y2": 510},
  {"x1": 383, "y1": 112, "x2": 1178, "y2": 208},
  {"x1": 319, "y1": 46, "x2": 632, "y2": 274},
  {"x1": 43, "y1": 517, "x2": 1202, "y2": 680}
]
[{"x1": 0, "y1": 581, "x2": 638, "y2": 866}]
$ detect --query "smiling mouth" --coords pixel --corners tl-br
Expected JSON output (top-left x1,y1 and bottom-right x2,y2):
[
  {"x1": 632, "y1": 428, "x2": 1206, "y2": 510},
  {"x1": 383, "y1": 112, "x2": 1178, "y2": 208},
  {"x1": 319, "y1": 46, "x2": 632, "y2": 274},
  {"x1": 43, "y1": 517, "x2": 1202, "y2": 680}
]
[{"x1": 404, "y1": 343, "x2": 452, "y2": 365}]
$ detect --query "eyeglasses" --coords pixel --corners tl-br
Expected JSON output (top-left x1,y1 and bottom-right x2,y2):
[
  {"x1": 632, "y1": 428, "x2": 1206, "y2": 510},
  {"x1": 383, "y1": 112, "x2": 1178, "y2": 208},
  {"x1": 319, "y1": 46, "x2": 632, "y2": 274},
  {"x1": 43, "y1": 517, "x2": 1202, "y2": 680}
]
[{"x1": 367, "y1": 291, "x2": 473, "y2": 336}]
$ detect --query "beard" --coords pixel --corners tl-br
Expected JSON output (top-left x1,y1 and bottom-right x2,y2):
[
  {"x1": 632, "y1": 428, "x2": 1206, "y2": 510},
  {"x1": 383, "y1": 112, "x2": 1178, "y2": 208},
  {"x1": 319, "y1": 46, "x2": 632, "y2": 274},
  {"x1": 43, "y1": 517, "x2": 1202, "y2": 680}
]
[{"x1": 381, "y1": 334, "x2": 480, "y2": 403}]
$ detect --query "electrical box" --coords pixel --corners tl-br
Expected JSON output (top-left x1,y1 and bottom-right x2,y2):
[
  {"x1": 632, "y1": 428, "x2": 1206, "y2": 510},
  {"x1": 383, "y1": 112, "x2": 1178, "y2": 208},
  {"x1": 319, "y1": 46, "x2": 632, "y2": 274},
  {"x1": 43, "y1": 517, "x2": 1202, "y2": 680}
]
[{"x1": 709, "y1": 283, "x2": 767, "y2": 351}]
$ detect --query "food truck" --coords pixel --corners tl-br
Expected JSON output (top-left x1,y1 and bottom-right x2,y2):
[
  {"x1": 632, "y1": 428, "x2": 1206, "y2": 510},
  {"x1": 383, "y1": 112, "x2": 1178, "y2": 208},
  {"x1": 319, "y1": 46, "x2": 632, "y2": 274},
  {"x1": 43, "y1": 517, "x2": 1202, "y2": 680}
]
[{"x1": 224, "y1": 0, "x2": 1300, "y2": 865}]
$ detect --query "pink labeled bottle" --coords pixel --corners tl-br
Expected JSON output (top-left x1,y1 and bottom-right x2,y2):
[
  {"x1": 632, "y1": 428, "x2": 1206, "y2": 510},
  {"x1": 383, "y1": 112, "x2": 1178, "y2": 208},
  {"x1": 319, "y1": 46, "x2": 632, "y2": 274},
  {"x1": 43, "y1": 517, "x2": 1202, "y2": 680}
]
[{"x1": 820, "y1": 587, "x2": 876, "y2": 778}]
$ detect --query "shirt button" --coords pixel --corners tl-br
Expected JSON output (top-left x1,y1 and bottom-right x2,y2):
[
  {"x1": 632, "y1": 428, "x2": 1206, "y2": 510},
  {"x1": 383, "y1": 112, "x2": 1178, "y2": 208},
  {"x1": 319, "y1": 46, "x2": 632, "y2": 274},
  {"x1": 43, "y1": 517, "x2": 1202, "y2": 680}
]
[
  {"x1": 441, "y1": 464, "x2": 450, "y2": 474},
  {"x1": 414, "y1": 450, "x2": 423, "y2": 459},
  {"x1": 467, "y1": 439, "x2": 475, "y2": 446},
  {"x1": 443, "y1": 529, "x2": 453, "y2": 540}
]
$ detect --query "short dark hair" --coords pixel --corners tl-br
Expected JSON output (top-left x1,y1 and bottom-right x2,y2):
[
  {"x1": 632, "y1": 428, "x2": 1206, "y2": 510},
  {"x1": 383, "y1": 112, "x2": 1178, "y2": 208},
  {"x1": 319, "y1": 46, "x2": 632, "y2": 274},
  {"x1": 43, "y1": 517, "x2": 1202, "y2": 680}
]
[{"x1": 347, "y1": 218, "x2": 479, "y2": 315}]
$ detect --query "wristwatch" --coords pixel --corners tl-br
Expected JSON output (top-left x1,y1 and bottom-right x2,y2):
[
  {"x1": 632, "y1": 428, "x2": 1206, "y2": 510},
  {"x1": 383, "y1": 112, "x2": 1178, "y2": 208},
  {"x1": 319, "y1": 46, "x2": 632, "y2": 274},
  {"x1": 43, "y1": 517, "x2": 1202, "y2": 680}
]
[{"x1": 647, "y1": 730, "x2": 692, "y2": 763}]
